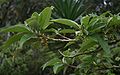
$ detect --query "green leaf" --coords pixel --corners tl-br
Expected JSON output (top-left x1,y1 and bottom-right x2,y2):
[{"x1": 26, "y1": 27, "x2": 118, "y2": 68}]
[
  {"x1": 100, "y1": 11, "x2": 113, "y2": 17},
  {"x1": 81, "y1": 15, "x2": 90, "y2": 28},
  {"x1": 88, "y1": 23, "x2": 106, "y2": 32},
  {"x1": 95, "y1": 34, "x2": 111, "y2": 56},
  {"x1": 59, "y1": 29, "x2": 76, "y2": 33},
  {"x1": 82, "y1": 55, "x2": 93, "y2": 64},
  {"x1": 44, "y1": 28, "x2": 58, "y2": 34},
  {"x1": 108, "y1": 16, "x2": 120, "y2": 26},
  {"x1": 80, "y1": 36, "x2": 97, "y2": 51},
  {"x1": 0, "y1": 24, "x2": 31, "y2": 33},
  {"x1": 51, "y1": 19, "x2": 80, "y2": 29},
  {"x1": 53, "y1": 63, "x2": 64, "y2": 74},
  {"x1": 53, "y1": 0, "x2": 84, "y2": 20},
  {"x1": 25, "y1": 12, "x2": 41, "y2": 31},
  {"x1": 19, "y1": 34, "x2": 35, "y2": 48},
  {"x1": 42, "y1": 58, "x2": 61, "y2": 70},
  {"x1": 39, "y1": 7, "x2": 52, "y2": 30},
  {"x1": 1, "y1": 33, "x2": 25, "y2": 48},
  {"x1": 32, "y1": 12, "x2": 39, "y2": 17}
]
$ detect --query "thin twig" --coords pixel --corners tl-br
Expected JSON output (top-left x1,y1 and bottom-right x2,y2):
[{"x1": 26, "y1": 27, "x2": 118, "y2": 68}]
[
  {"x1": 48, "y1": 37, "x2": 77, "y2": 42},
  {"x1": 64, "y1": 63, "x2": 77, "y2": 69},
  {"x1": 59, "y1": 47, "x2": 101, "y2": 58},
  {"x1": 57, "y1": 34, "x2": 71, "y2": 40}
]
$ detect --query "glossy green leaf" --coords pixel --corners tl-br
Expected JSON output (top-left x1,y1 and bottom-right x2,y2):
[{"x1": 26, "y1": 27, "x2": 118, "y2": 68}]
[
  {"x1": 39, "y1": 7, "x2": 52, "y2": 30},
  {"x1": 51, "y1": 19, "x2": 80, "y2": 29}
]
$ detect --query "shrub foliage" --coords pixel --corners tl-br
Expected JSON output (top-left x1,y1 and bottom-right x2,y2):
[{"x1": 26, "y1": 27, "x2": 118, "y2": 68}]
[{"x1": 0, "y1": 7, "x2": 120, "y2": 75}]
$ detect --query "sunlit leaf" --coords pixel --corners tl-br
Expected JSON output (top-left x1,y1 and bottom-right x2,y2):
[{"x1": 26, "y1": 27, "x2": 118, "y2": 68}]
[
  {"x1": 51, "y1": 19, "x2": 80, "y2": 29},
  {"x1": 39, "y1": 7, "x2": 53, "y2": 30}
]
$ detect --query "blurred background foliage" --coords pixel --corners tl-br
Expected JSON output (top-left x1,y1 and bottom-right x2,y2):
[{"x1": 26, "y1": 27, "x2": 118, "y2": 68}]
[
  {"x1": 1, "y1": 0, "x2": 120, "y2": 27},
  {"x1": 0, "y1": 0, "x2": 120, "y2": 75},
  {"x1": 0, "y1": 0, "x2": 52, "y2": 27}
]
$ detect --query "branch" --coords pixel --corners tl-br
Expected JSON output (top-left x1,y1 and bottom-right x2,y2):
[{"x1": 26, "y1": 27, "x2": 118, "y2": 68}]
[
  {"x1": 57, "y1": 34, "x2": 71, "y2": 40},
  {"x1": 48, "y1": 37, "x2": 77, "y2": 42},
  {"x1": 64, "y1": 63, "x2": 77, "y2": 69},
  {"x1": 59, "y1": 47, "x2": 101, "y2": 58}
]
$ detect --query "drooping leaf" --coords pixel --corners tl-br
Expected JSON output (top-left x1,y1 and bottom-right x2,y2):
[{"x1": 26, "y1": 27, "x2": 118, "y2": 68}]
[
  {"x1": 0, "y1": 24, "x2": 31, "y2": 33},
  {"x1": 42, "y1": 58, "x2": 61, "y2": 70},
  {"x1": 53, "y1": 63, "x2": 64, "y2": 74},
  {"x1": 1, "y1": 33, "x2": 25, "y2": 48},
  {"x1": 51, "y1": 19, "x2": 80, "y2": 29},
  {"x1": 19, "y1": 34, "x2": 35, "y2": 48}
]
